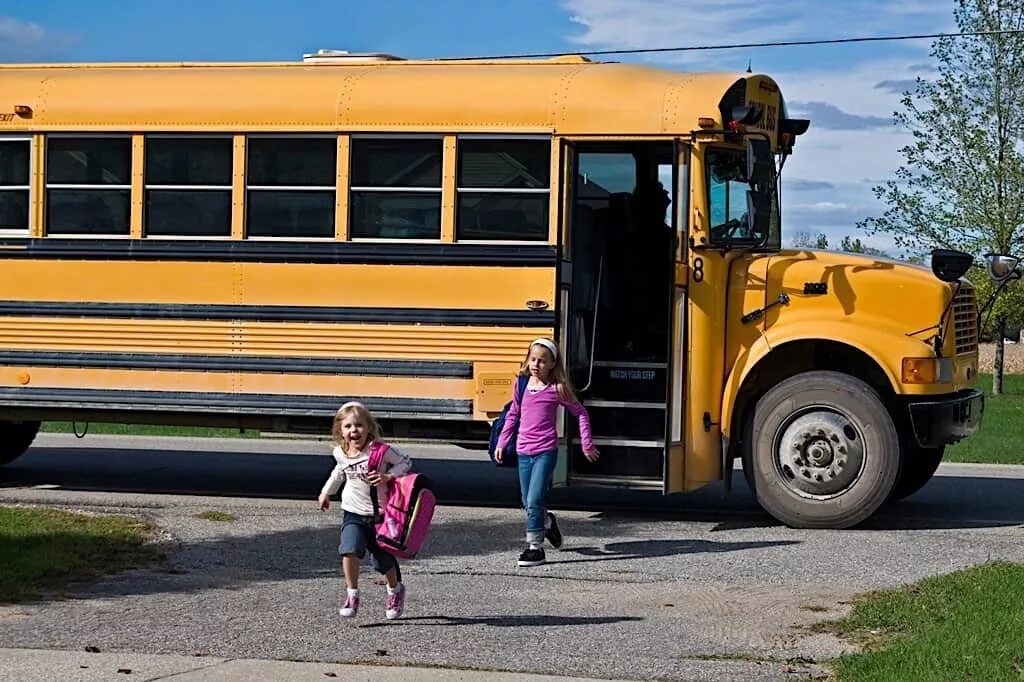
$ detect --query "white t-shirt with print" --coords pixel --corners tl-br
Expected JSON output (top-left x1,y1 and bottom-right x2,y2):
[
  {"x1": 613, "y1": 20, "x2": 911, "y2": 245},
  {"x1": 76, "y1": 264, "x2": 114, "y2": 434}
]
[{"x1": 320, "y1": 442, "x2": 412, "y2": 516}]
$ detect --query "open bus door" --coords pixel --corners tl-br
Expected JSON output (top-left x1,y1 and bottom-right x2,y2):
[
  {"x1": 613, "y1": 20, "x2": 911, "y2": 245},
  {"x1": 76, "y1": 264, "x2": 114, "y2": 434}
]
[
  {"x1": 560, "y1": 139, "x2": 687, "y2": 491},
  {"x1": 551, "y1": 143, "x2": 575, "y2": 489}
]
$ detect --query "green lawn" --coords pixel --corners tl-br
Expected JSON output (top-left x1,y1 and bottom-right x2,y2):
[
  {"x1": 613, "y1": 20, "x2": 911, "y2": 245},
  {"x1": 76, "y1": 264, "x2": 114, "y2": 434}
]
[
  {"x1": 946, "y1": 374, "x2": 1024, "y2": 464},
  {"x1": 0, "y1": 506, "x2": 161, "y2": 602},
  {"x1": 819, "y1": 561, "x2": 1024, "y2": 681},
  {"x1": 41, "y1": 422, "x2": 259, "y2": 438}
]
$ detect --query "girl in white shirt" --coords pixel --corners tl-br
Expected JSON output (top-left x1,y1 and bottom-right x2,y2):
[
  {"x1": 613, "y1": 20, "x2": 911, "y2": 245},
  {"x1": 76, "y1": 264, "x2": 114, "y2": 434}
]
[{"x1": 318, "y1": 401, "x2": 411, "y2": 619}]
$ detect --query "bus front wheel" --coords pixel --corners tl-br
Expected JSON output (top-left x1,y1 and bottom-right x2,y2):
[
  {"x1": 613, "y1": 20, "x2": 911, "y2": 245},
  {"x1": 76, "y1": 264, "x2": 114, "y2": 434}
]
[
  {"x1": 745, "y1": 371, "x2": 900, "y2": 529},
  {"x1": 0, "y1": 420, "x2": 41, "y2": 465},
  {"x1": 889, "y1": 443, "x2": 944, "y2": 501}
]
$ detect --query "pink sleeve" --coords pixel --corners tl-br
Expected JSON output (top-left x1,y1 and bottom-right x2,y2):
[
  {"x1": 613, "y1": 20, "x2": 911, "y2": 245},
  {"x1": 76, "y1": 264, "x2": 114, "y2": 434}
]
[
  {"x1": 495, "y1": 384, "x2": 521, "y2": 450},
  {"x1": 561, "y1": 393, "x2": 595, "y2": 452}
]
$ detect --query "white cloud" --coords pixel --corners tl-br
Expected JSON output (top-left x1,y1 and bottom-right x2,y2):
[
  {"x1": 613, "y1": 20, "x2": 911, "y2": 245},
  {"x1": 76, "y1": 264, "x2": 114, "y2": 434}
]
[
  {"x1": 0, "y1": 16, "x2": 76, "y2": 61},
  {"x1": 561, "y1": 0, "x2": 953, "y2": 66},
  {"x1": 791, "y1": 201, "x2": 850, "y2": 213}
]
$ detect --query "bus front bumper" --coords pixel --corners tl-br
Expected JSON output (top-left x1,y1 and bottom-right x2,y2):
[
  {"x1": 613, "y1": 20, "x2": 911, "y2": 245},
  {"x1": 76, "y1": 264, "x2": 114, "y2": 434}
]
[{"x1": 907, "y1": 389, "x2": 984, "y2": 449}]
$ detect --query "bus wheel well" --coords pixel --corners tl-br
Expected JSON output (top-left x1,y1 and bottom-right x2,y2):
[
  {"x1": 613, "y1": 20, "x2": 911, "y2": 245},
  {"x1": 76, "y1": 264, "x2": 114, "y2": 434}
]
[{"x1": 728, "y1": 340, "x2": 894, "y2": 477}]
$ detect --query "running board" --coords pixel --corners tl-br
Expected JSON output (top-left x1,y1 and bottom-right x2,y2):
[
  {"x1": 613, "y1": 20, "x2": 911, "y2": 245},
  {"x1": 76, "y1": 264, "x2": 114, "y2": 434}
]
[
  {"x1": 574, "y1": 437, "x2": 664, "y2": 448},
  {"x1": 568, "y1": 474, "x2": 662, "y2": 490}
]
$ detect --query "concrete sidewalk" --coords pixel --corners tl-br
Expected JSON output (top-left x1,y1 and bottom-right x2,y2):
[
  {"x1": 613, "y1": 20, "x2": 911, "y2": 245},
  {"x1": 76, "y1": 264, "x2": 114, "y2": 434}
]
[{"x1": 0, "y1": 648, "x2": 612, "y2": 682}]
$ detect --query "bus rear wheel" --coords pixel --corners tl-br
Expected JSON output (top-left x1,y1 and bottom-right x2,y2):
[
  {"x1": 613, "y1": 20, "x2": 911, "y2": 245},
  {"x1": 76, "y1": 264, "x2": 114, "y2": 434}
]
[
  {"x1": 889, "y1": 444, "x2": 944, "y2": 501},
  {"x1": 0, "y1": 420, "x2": 40, "y2": 465},
  {"x1": 744, "y1": 371, "x2": 900, "y2": 529}
]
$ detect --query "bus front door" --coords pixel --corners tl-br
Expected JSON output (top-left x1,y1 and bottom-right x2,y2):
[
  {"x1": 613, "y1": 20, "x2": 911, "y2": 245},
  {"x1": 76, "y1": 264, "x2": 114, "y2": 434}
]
[{"x1": 561, "y1": 141, "x2": 685, "y2": 490}]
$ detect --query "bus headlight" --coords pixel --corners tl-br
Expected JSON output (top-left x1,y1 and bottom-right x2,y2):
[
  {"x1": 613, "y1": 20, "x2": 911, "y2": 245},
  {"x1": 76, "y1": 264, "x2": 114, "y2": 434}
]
[{"x1": 901, "y1": 357, "x2": 953, "y2": 384}]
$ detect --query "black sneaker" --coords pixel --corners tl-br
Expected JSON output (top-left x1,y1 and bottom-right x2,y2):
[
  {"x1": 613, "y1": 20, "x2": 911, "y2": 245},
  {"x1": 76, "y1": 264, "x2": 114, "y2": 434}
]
[
  {"x1": 517, "y1": 547, "x2": 546, "y2": 567},
  {"x1": 544, "y1": 512, "x2": 563, "y2": 549}
]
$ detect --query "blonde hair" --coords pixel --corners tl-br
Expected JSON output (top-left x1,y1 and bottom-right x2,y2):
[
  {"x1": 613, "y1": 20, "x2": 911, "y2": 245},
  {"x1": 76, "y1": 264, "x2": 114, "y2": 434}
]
[
  {"x1": 518, "y1": 337, "x2": 578, "y2": 403},
  {"x1": 331, "y1": 401, "x2": 382, "y2": 454}
]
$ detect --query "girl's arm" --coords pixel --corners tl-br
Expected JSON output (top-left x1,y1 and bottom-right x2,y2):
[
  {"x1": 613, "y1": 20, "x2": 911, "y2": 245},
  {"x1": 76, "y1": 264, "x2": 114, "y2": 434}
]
[
  {"x1": 320, "y1": 462, "x2": 346, "y2": 497},
  {"x1": 381, "y1": 445, "x2": 412, "y2": 478},
  {"x1": 318, "y1": 461, "x2": 346, "y2": 509},
  {"x1": 560, "y1": 391, "x2": 597, "y2": 455}
]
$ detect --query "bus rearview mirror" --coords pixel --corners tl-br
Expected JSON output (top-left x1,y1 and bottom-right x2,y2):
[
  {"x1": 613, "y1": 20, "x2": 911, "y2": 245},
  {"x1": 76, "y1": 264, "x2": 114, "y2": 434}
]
[
  {"x1": 745, "y1": 138, "x2": 773, "y2": 189},
  {"x1": 746, "y1": 189, "x2": 771, "y2": 239},
  {"x1": 985, "y1": 253, "x2": 1021, "y2": 283},
  {"x1": 930, "y1": 249, "x2": 974, "y2": 283}
]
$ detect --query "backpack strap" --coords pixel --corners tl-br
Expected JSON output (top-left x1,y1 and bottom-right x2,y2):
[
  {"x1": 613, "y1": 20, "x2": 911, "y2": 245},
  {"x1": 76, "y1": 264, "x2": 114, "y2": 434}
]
[
  {"x1": 367, "y1": 441, "x2": 390, "y2": 523},
  {"x1": 513, "y1": 374, "x2": 528, "y2": 406},
  {"x1": 367, "y1": 441, "x2": 390, "y2": 472}
]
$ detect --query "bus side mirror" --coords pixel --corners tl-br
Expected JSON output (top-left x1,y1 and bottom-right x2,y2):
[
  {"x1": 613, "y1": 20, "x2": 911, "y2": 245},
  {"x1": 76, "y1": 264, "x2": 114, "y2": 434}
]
[
  {"x1": 986, "y1": 253, "x2": 1022, "y2": 283},
  {"x1": 745, "y1": 138, "x2": 773, "y2": 189},
  {"x1": 746, "y1": 189, "x2": 771, "y2": 239},
  {"x1": 930, "y1": 249, "x2": 973, "y2": 283}
]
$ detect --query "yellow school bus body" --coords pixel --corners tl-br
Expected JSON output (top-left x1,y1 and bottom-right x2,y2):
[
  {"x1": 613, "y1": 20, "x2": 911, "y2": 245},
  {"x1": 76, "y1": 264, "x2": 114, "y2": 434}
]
[
  {"x1": 0, "y1": 56, "x2": 982, "y2": 527},
  {"x1": 0, "y1": 57, "x2": 747, "y2": 427}
]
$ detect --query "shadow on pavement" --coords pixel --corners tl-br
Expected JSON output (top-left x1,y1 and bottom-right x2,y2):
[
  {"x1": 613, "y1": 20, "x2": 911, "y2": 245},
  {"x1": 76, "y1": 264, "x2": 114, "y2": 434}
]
[
  {"x1": 359, "y1": 614, "x2": 646, "y2": 628},
  {"x1": 4, "y1": 446, "x2": 1024, "y2": 532},
  {"x1": 551, "y1": 538, "x2": 800, "y2": 564}
]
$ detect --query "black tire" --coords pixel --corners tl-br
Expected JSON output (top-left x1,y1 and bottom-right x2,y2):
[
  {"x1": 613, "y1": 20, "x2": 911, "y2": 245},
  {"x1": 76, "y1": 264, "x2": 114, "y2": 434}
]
[
  {"x1": 745, "y1": 371, "x2": 900, "y2": 529},
  {"x1": 0, "y1": 420, "x2": 40, "y2": 465},
  {"x1": 889, "y1": 444, "x2": 944, "y2": 501}
]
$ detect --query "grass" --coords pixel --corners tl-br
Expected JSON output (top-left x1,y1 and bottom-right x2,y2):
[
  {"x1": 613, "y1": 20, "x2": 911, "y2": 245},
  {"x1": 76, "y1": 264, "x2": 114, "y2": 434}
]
[
  {"x1": 0, "y1": 506, "x2": 161, "y2": 602},
  {"x1": 817, "y1": 561, "x2": 1024, "y2": 681},
  {"x1": 946, "y1": 374, "x2": 1024, "y2": 464},
  {"x1": 41, "y1": 422, "x2": 259, "y2": 438},
  {"x1": 194, "y1": 511, "x2": 238, "y2": 522}
]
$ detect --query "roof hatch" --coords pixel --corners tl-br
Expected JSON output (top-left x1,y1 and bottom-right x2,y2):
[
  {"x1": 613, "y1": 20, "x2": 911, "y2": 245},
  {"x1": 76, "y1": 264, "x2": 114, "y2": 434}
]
[{"x1": 302, "y1": 49, "x2": 405, "y2": 63}]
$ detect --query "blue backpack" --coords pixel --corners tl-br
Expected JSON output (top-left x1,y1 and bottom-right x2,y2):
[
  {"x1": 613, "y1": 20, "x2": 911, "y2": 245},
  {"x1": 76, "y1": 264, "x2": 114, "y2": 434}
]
[{"x1": 487, "y1": 375, "x2": 529, "y2": 467}]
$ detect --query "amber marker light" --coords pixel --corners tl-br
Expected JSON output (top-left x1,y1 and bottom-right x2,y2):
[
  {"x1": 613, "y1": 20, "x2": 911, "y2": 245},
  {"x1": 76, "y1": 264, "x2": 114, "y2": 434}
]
[
  {"x1": 697, "y1": 117, "x2": 716, "y2": 129},
  {"x1": 14, "y1": 105, "x2": 32, "y2": 117},
  {"x1": 901, "y1": 358, "x2": 953, "y2": 384}
]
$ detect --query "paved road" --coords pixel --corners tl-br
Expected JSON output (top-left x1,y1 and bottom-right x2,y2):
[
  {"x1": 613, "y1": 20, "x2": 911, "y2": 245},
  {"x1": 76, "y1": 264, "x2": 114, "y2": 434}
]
[{"x1": 2, "y1": 434, "x2": 1024, "y2": 681}]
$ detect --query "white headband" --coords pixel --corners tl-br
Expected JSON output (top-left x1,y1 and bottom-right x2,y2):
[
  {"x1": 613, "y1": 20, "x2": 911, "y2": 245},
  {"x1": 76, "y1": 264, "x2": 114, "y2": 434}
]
[
  {"x1": 337, "y1": 401, "x2": 365, "y2": 415},
  {"x1": 531, "y1": 338, "x2": 558, "y2": 360}
]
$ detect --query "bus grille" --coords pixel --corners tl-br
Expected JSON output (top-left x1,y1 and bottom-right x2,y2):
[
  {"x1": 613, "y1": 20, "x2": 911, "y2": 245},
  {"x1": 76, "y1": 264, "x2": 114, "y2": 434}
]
[{"x1": 952, "y1": 286, "x2": 978, "y2": 355}]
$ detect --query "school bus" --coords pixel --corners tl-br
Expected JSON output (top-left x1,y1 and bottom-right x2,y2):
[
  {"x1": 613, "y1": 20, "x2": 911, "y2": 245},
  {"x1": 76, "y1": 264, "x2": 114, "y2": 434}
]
[{"x1": 0, "y1": 51, "x2": 985, "y2": 528}]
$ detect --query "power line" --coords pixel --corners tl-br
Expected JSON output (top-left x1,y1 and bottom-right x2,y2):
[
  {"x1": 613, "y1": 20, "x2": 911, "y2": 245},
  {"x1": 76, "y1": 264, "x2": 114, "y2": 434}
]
[{"x1": 441, "y1": 29, "x2": 1024, "y2": 61}]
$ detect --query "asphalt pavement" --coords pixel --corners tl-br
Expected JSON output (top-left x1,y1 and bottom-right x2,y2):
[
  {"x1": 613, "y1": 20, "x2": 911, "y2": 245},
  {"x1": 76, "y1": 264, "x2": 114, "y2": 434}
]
[{"x1": 2, "y1": 434, "x2": 1023, "y2": 681}]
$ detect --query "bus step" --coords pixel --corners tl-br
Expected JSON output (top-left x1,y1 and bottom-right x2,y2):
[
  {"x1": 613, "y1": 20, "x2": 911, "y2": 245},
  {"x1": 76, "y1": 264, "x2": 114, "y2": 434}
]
[
  {"x1": 580, "y1": 363, "x2": 666, "y2": 402},
  {"x1": 580, "y1": 404, "x2": 665, "y2": 440},
  {"x1": 568, "y1": 474, "x2": 662, "y2": 490},
  {"x1": 569, "y1": 442, "x2": 663, "y2": 479},
  {"x1": 574, "y1": 437, "x2": 664, "y2": 448},
  {"x1": 583, "y1": 400, "x2": 666, "y2": 409}
]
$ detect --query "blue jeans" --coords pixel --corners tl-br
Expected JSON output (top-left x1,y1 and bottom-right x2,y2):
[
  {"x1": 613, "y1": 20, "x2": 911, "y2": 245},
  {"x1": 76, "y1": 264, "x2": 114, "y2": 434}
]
[{"x1": 518, "y1": 450, "x2": 557, "y2": 544}]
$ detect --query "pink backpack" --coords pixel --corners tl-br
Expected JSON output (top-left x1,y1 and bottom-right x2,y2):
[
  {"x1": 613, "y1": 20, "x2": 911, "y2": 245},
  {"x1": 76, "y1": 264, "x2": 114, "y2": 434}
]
[{"x1": 367, "y1": 441, "x2": 436, "y2": 559}]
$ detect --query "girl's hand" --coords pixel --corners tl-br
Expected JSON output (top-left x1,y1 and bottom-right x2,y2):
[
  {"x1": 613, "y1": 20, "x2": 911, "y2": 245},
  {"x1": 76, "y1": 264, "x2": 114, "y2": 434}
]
[
  {"x1": 317, "y1": 493, "x2": 330, "y2": 511},
  {"x1": 583, "y1": 448, "x2": 600, "y2": 463},
  {"x1": 494, "y1": 447, "x2": 504, "y2": 464},
  {"x1": 364, "y1": 471, "x2": 392, "y2": 486}
]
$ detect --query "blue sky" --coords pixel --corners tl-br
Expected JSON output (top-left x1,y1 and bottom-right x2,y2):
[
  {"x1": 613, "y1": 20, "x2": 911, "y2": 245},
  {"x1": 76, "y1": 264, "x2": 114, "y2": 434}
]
[{"x1": 2, "y1": 0, "x2": 959, "y2": 251}]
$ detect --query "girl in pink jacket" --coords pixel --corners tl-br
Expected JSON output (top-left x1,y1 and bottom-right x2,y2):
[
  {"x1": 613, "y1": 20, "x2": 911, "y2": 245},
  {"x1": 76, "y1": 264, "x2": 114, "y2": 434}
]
[{"x1": 495, "y1": 338, "x2": 600, "y2": 567}]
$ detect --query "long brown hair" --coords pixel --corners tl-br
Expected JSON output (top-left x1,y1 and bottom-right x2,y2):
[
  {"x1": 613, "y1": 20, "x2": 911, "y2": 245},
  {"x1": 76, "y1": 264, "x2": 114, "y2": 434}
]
[
  {"x1": 517, "y1": 338, "x2": 578, "y2": 403},
  {"x1": 330, "y1": 401, "x2": 382, "y2": 455}
]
